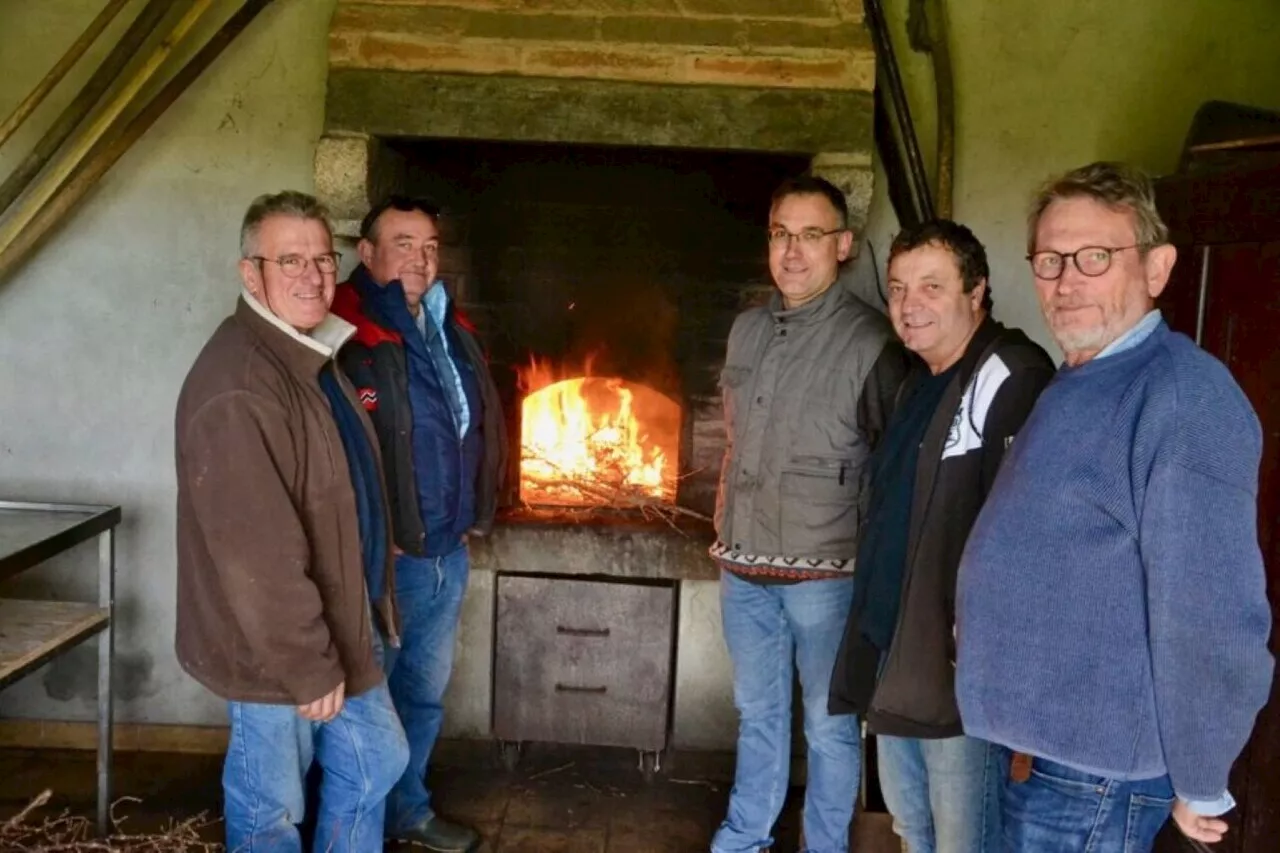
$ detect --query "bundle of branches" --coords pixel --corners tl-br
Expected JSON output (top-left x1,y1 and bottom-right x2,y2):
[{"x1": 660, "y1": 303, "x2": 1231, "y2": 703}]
[
  {"x1": 1, "y1": 790, "x2": 222, "y2": 852},
  {"x1": 521, "y1": 448, "x2": 710, "y2": 527}
]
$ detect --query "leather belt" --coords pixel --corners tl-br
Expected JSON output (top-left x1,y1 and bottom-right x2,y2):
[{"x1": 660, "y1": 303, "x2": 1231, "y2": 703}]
[{"x1": 1010, "y1": 751, "x2": 1033, "y2": 783}]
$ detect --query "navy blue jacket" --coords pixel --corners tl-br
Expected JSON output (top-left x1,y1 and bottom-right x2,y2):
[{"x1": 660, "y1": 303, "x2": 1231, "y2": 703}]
[{"x1": 333, "y1": 268, "x2": 507, "y2": 557}]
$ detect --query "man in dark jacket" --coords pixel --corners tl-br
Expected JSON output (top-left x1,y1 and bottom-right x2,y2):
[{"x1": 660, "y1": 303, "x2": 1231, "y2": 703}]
[
  {"x1": 175, "y1": 191, "x2": 408, "y2": 852},
  {"x1": 331, "y1": 195, "x2": 506, "y2": 853},
  {"x1": 830, "y1": 220, "x2": 1054, "y2": 853}
]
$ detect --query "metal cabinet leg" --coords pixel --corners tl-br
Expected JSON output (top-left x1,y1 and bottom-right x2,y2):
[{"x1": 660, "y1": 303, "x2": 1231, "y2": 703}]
[
  {"x1": 638, "y1": 750, "x2": 662, "y2": 782},
  {"x1": 96, "y1": 528, "x2": 115, "y2": 836},
  {"x1": 498, "y1": 739, "x2": 522, "y2": 772}
]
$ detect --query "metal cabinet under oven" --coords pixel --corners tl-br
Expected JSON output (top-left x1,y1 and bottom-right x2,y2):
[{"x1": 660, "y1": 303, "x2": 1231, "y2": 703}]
[{"x1": 492, "y1": 573, "x2": 677, "y2": 778}]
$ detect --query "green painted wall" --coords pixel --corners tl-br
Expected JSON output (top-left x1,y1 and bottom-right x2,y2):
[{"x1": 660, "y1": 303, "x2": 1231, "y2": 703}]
[{"x1": 849, "y1": 0, "x2": 1280, "y2": 353}]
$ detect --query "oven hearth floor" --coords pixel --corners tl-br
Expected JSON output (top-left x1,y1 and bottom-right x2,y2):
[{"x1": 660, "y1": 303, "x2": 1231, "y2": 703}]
[{"x1": 0, "y1": 740, "x2": 898, "y2": 851}]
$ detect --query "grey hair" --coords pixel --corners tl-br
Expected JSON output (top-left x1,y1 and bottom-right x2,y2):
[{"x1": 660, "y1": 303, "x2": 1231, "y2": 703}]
[
  {"x1": 1027, "y1": 162, "x2": 1170, "y2": 254},
  {"x1": 239, "y1": 191, "x2": 333, "y2": 257}
]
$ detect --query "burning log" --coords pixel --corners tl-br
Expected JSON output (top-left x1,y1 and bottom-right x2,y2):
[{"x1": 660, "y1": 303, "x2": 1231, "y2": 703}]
[{"x1": 0, "y1": 790, "x2": 222, "y2": 852}]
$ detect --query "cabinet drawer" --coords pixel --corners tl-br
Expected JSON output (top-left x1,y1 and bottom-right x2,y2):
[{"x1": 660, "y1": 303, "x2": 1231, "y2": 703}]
[{"x1": 493, "y1": 574, "x2": 675, "y2": 750}]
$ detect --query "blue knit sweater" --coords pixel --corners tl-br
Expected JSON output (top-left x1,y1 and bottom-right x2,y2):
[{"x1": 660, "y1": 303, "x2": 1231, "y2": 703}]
[{"x1": 955, "y1": 320, "x2": 1273, "y2": 803}]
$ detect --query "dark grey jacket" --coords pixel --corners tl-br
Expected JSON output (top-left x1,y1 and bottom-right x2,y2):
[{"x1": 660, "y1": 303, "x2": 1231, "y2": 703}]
[{"x1": 715, "y1": 285, "x2": 904, "y2": 564}]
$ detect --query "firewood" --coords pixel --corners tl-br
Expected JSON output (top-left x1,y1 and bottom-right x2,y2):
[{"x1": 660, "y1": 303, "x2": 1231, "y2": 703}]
[{"x1": 520, "y1": 448, "x2": 711, "y2": 530}]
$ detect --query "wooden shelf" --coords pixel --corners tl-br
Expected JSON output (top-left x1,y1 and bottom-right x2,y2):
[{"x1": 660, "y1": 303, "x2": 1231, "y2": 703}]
[
  {"x1": 0, "y1": 599, "x2": 109, "y2": 689},
  {"x1": 0, "y1": 499, "x2": 119, "y2": 835}
]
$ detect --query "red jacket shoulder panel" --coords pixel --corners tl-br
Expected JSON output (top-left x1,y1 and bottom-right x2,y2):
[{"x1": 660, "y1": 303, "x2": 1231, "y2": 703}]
[{"x1": 332, "y1": 283, "x2": 402, "y2": 348}]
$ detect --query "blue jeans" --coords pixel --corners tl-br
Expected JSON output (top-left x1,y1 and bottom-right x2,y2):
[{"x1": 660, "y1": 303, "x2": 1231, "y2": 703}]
[
  {"x1": 878, "y1": 735, "x2": 1001, "y2": 853},
  {"x1": 996, "y1": 749, "x2": 1174, "y2": 852},
  {"x1": 712, "y1": 571, "x2": 861, "y2": 853},
  {"x1": 379, "y1": 545, "x2": 470, "y2": 835},
  {"x1": 223, "y1": 682, "x2": 409, "y2": 853}
]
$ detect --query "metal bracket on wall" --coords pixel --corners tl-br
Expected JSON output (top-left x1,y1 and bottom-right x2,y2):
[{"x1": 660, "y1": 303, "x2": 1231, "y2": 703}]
[
  {"x1": 863, "y1": 0, "x2": 957, "y2": 226},
  {"x1": 865, "y1": 0, "x2": 934, "y2": 229}
]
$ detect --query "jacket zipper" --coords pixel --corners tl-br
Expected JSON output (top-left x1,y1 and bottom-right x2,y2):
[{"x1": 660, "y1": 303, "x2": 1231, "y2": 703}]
[{"x1": 335, "y1": 362, "x2": 402, "y2": 649}]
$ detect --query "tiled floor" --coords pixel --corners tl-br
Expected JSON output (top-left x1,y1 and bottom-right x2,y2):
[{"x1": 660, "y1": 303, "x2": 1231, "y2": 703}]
[{"x1": 0, "y1": 740, "x2": 898, "y2": 851}]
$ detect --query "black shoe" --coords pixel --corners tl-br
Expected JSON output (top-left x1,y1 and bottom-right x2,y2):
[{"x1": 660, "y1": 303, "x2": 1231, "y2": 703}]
[{"x1": 391, "y1": 816, "x2": 480, "y2": 852}]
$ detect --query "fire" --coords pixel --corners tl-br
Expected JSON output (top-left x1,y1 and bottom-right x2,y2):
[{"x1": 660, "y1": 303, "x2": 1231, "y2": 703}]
[{"x1": 518, "y1": 357, "x2": 678, "y2": 506}]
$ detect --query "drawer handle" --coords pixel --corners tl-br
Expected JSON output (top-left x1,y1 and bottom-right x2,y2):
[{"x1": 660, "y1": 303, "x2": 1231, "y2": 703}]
[
  {"x1": 555, "y1": 684, "x2": 608, "y2": 695},
  {"x1": 556, "y1": 626, "x2": 611, "y2": 638}
]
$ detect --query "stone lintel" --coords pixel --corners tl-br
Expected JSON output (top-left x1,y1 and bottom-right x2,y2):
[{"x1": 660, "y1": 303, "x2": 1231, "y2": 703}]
[{"x1": 326, "y1": 69, "x2": 872, "y2": 156}]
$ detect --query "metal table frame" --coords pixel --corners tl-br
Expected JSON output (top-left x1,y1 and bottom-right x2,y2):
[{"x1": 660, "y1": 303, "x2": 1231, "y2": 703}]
[{"x1": 0, "y1": 500, "x2": 120, "y2": 834}]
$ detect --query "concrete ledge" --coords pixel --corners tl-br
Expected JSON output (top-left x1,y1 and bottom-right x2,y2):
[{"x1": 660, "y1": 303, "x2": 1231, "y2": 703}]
[
  {"x1": 471, "y1": 510, "x2": 719, "y2": 581},
  {"x1": 326, "y1": 69, "x2": 873, "y2": 154}
]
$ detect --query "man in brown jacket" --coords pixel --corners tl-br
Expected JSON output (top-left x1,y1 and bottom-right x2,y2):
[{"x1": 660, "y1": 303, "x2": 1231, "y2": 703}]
[{"x1": 175, "y1": 191, "x2": 408, "y2": 853}]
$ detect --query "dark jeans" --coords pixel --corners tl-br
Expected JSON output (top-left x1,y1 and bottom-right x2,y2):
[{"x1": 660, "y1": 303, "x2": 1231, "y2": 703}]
[
  {"x1": 996, "y1": 748, "x2": 1174, "y2": 853},
  {"x1": 375, "y1": 545, "x2": 470, "y2": 835}
]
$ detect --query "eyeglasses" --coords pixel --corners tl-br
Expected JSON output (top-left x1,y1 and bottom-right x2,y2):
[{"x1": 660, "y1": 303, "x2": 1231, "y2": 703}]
[
  {"x1": 251, "y1": 252, "x2": 342, "y2": 278},
  {"x1": 767, "y1": 227, "x2": 846, "y2": 247},
  {"x1": 1027, "y1": 245, "x2": 1138, "y2": 280}
]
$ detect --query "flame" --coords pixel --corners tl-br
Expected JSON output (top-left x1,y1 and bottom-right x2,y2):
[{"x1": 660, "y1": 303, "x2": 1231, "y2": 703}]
[{"x1": 518, "y1": 357, "x2": 677, "y2": 506}]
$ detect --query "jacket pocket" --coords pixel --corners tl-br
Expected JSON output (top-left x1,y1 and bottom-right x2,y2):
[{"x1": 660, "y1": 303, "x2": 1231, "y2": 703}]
[
  {"x1": 779, "y1": 455, "x2": 861, "y2": 557},
  {"x1": 718, "y1": 365, "x2": 752, "y2": 460},
  {"x1": 719, "y1": 365, "x2": 751, "y2": 390}
]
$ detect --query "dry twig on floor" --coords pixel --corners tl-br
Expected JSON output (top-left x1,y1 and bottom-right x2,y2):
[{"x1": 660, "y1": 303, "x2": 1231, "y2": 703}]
[
  {"x1": 0, "y1": 790, "x2": 222, "y2": 852},
  {"x1": 526, "y1": 761, "x2": 575, "y2": 781}
]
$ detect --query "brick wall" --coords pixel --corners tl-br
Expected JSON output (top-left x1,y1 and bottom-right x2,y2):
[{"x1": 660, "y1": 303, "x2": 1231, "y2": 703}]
[{"x1": 330, "y1": 0, "x2": 874, "y2": 92}]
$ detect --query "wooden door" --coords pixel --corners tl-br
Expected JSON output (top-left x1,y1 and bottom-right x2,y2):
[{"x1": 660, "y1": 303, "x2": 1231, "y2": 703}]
[{"x1": 1156, "y1": 240, "x2": 1280, "y2": 852}]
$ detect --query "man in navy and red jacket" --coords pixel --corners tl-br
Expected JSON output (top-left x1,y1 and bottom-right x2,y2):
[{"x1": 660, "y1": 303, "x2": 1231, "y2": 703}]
[{"x1": 331, "y1": 195, "x2": 506, "y2": 853}]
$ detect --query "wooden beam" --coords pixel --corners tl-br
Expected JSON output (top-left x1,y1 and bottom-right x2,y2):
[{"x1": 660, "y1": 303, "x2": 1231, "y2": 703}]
[
  {"x1": 0, "y1": 0, "x2": 132, "y2": 150},
  {"x1": 0, "y1": 0, "x2": 172, "y2": 217},
  {"x1": 0, "y1": 0, "x2": 222, "y2": 267},
  {"x1": 0, "y1": 0, "x2": 280, "y2": 283},
  {"x1": 325, "y1": 68, "x2": 874, "y2": 155}
]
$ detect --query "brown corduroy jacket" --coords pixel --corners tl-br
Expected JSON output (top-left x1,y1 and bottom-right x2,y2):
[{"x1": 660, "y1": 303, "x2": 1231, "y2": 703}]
[{"x1": 174, "y1": 294, "x2": 397, "y2": 706}]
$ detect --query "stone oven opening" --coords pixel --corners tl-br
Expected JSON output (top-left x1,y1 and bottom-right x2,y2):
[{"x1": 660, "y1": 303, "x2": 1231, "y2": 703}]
[{"x1": 386, "y1": 138, "x2": 811, "y2": 518}]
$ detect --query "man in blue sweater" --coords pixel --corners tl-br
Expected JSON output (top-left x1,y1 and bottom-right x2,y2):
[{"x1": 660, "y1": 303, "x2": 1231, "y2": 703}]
[{"x1": 955, "y1": 162, "x2": 1274, "y2": 851}]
